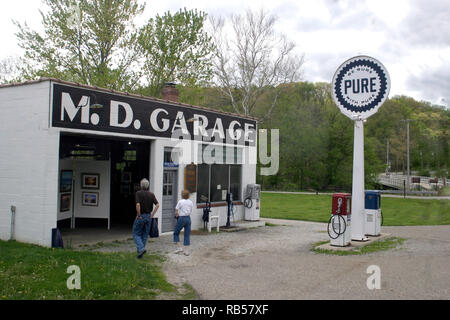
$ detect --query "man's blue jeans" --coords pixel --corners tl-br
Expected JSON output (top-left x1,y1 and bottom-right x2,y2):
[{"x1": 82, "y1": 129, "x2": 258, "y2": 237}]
[
  {"x1": 173, "y1": 216, "x2": 191, "y2": 246},
  {"x1": 133, "y1": 213, "x2": 151, "y2": 253}
]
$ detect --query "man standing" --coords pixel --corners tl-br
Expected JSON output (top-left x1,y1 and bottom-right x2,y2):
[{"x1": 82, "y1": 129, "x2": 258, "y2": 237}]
[{"x1": 134, "y1": 178, "x2": 159, "y2": 259}]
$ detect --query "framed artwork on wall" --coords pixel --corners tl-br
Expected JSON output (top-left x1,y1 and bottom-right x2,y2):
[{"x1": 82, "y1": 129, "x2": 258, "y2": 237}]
[
  {"x1": 82, "y1": 192, "x2": 99, "y2": 206},
  {"x1": 60, "y1": 170, "x2": 73, "y2": 193},
  {"x1": 60, "y1": 193, "x2": 71, "y2": 212},
  {"x1": 81, "y1": 173, "x2": 100, "y2": 189}
]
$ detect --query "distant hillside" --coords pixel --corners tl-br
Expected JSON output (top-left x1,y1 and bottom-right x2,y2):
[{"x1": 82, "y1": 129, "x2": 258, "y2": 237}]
[{"x1": 179, "y1": 83, "x2": 449, "y2": 191}]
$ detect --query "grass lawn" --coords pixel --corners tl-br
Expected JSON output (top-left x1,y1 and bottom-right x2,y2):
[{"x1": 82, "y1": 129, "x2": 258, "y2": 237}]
[
  {"x1": 440, "y1": 187, "x2": 450, "y2": 196},
  {"x1": 0, "y1": 240, "x2": 191, "y2": 300},
  {"x1": 261, "y1": 193, "x2": 450, "y2": 226}
]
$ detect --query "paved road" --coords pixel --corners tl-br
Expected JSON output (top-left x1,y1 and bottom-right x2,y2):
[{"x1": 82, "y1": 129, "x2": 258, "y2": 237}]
[
  {"x1": 161, "y1": 219, "x2": 450, "y2": 300},
  {"x1": 262, "y1": 191, "x2": 450, "y2": 200}
]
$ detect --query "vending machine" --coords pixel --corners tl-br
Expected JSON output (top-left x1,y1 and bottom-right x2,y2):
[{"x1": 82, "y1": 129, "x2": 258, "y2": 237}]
[
  {"x1": 328, "y1": 193, "x2": 352, "y2": 247},
  {"x1": 365, "y1": 190, "x2": 382, "y2": 236},
  {"x1": 244, "y1": 184, "x2": 261, "y2": 221}
]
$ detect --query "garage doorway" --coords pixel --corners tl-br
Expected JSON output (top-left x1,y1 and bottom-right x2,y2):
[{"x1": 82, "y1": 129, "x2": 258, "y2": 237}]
[{"x1": 57, "y1": 134, "x2": 150, "y2": 229}]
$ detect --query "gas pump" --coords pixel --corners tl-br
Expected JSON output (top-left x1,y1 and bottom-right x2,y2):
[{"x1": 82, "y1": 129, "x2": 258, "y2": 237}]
[
  {"x1": 226, "y1": 192, "x2": 233, "y2": 228},
  {"x1": 244, "y1": 184, "x2": 261, "y2": 221},
  {"x1": 365, "y1": 190, "x2": 382, "y2": 236},
  {"x1": 328, "y1": 193, "x2": 352, "y2": 247}
]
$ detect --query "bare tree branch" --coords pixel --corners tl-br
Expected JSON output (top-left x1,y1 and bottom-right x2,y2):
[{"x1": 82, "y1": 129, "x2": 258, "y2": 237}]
[{"x1": 211, "y1": 8, "x2": 304, "y2": 118}]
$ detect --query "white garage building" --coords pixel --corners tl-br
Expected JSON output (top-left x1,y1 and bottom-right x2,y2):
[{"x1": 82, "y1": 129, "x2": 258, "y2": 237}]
[{"x1": 0, "y1": 79, "x2": 257, "y2": 247}]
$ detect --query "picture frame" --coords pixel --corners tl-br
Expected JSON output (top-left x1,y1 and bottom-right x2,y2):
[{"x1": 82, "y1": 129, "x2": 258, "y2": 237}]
[
  {"x1": 121, "y1": 171, "x2": 132, "y2": 183},
  {"x1": 81, "y1": 173, "x2": 100, "y2": 189},
  {"x1": 60, "y1": 170, "x2": 73, "y2": 193},
  {"x1": 82, "y1": 192, "x2": 99, "y2": 207},
  {"x1": 60, "y1": 193, "x2": 71, "y2": 212}
]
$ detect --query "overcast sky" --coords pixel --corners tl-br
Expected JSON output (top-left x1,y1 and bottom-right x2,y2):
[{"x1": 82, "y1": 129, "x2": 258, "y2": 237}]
[{"x1": 1, "y1": 0, "x2": 448, "y2": 108}]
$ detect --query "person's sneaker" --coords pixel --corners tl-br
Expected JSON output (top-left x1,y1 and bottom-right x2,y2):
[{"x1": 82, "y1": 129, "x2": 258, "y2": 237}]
[
  {"x1": 174, "y1": 248, "x2": 184, "y2": 254},
  {"x1": 137, "y1": 250, "x2": 146, "y2": 259},
  {"x1": 183, "y1": 250, "x2": 190, "y2": 256}
]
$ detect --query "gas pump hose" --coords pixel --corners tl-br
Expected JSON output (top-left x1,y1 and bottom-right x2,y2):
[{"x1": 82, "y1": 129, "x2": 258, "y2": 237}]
[
  {"x1": 327, "y1": 214, "x2": 347, "y2": 240},
  {"x1": 244, "y1": 197, "x2": 253, "y2": 209}
]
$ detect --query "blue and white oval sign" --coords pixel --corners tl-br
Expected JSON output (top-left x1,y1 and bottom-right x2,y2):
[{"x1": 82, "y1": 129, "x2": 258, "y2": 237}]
[{"x1": 332, "y1": 56, "x2": 390, "y2": 120}]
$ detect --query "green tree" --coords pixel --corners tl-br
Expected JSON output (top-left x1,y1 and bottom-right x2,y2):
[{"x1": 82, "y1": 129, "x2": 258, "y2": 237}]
[
  {"x1": 137, "y1": 8, "x2": 214, "y2": 98},
  {"x1": 366, "y1": 96, "x2": 449, "y2": 176},
  {"x1": 15, "y1": 0, "x2": 144, "y2": 91}
]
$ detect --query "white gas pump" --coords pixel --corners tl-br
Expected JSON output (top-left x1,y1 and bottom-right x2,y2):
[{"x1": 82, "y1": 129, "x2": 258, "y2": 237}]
[
  {"x1": 244, "y1": 184, "x2": 261, "y2": 221},
  {"x1": 328, "y1": 193, "x2": 352, "y2": 247}
]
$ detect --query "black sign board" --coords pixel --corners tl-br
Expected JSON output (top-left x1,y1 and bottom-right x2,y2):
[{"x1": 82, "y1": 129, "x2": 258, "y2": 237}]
[
  {"x1": 412, "y1": 177, "x2": 421, "y2": 184},
  {"x1": 51, "y1": 83, "x2": 257, "y2": 146}
]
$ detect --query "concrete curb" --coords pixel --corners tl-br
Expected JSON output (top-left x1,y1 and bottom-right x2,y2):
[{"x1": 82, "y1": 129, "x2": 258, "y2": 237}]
[
  {"x1": 315, "y1": 233, "x2": 392, "y2": 252},
  {"x1": 220, "y1": 220, "x2": 266, "y2": 232}
]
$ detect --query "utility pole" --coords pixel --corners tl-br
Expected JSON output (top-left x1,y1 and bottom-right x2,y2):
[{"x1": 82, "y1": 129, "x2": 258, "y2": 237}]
[
  {"x1": 407, "y1": 120, "x2": 410, "y2": 191},
  {"x1": 420, "y1": 151, "x2": 423, "y2": 171},
  {"x1": 386, "y1": 138, "x2": 390, "y2": 173},
  {"x1": 400, "y1": 119, "x2": 413, "y2": 191}
]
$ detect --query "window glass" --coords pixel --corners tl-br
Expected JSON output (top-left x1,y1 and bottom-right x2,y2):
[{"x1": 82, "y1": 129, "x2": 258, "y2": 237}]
[
  {"x1": 164, "y1": 150, "x2": 171, "y2": 163},
  {"x1": 224, "y1": 146, "x2": 243, "y2": 164},
  {"x1": 124, "y1": 150, "x2": 136, "y2": 161},
  {"x1": 196, "y1": 164, "x2": 210, "y2": 203},
  {"x1": 224, "y1": 146, "x2": 234, "y2": 164},
  {"x1": 210, "y1": 164, "x2": 229, "y2": 202},
  {"x1": 197, "y1": 144, "x2": 203, "y2": 163},
  {"x1": 236, "y1": 147, "x2": 243, "y2": 164},
  {"x1": 163, "y1": 172, "x2": 174, "y2": 196},
  {"x1": 230, "y1": 165, "x2": 242, "y2": 201},
  {"x1": 196, "y1": 144, "x2": 243, "y2": 203},
  {"x1": 164, "y1": 148, "x2": 178, "y2": 164},
  {"x1": 199, "y1": 144, "x2": 243, "y2": 165},
  {"x1": 202, "y1": 144, "x2": 224, "y2": 164}
]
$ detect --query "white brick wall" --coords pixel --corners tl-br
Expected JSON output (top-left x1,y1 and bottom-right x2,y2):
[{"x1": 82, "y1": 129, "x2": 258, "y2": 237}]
[{"x1": 0, "y1": 82, "x2": 59, "y2": 247}]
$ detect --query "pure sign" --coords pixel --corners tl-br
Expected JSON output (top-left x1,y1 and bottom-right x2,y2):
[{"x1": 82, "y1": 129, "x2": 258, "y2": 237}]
[{"x1": 332, "y1": 56, "x2": 390, "y2": 120}]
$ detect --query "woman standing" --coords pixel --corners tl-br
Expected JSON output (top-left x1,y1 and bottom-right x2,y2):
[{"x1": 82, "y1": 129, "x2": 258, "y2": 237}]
[{"x1": 173, "y1": 190, "x2": 193, "y2": 256}]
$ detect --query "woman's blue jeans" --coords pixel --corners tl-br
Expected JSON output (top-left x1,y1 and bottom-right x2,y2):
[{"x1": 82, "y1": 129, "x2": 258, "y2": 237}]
[{"x1": 173, "y1": 216, "x2": 191, "y2": 246}]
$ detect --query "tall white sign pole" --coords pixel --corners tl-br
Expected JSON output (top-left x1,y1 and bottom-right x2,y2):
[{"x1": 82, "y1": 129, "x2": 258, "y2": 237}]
[
  {"x1": 352, "y1": 119, "x2": 366, "y2": 240},
  {"x1": 332, "y1": 56, "x2": 390, "y2": 241}
]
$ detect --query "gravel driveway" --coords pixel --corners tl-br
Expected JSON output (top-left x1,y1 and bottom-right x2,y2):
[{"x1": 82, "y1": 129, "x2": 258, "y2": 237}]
[{"x1": 90, "y1": 219, "x2": 450, "y2": 300}]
